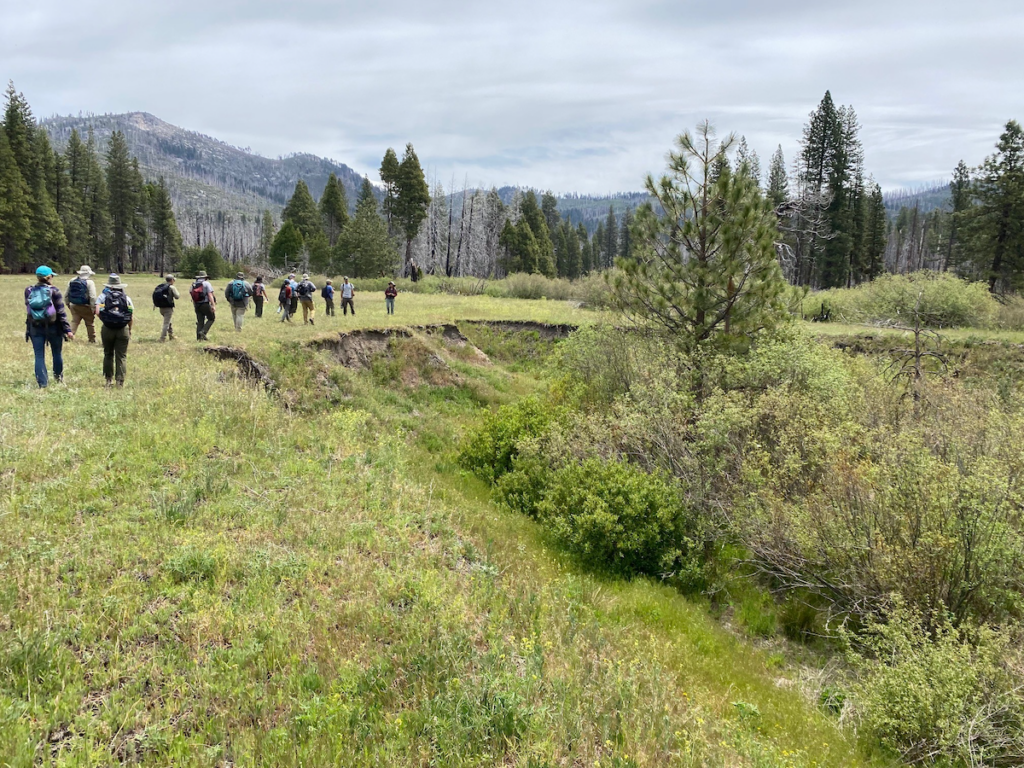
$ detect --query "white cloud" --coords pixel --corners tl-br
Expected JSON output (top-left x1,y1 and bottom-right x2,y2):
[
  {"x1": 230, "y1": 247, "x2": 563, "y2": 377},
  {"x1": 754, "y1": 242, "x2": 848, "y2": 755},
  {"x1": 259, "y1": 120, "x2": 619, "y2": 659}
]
[{"x1": 2, "y1": 0, "x2": 1022, "y2": 192}]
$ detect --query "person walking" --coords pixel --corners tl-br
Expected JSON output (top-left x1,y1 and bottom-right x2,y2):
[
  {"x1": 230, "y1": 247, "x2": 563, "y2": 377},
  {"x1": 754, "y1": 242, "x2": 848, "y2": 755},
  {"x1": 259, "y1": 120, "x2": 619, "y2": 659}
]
[
  {"x1": 224, "y1": 272, "x2": 254, "y2": 332},
  {"x1": 252, "y1": 276, "x2": 267, "y2": 318},
  {"x1": 278, "y1": 279, "x2": 294, "y2": 323},
  {"x1": 340, "y1": 277, "x2": 356, "y2": 316},
  {"x1": 288, "y1": 273, "x2": 300, "y2": 320},
  {"x1": 153, "y1": 274, "x2": 180, "y2": 341},
  {"x1": 95, "y1": 274, "x2": 133, "y2": 387},
  {"x1": 190, "y1": 271, "x2": 216, "y2": 340},
  {"x1": 25, "y1": 265, "x2": 73, "y2": 388},
  {"x1": 296, "y1": 274, "x2": 317, "y2": 325},
  {"x1": 385, "y1": 281, "x2": 398, "y2": 315},
  {"x1": 322, "y1": 280, "x2": 335, "y2": 316},
  {"x1": 66, "y1": 265, "x2": 98, "y2": 343}
]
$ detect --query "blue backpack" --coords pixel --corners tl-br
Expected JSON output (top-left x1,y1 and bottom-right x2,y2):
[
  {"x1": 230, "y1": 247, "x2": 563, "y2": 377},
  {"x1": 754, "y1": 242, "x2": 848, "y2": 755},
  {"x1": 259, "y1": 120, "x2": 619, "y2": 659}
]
[
  {"x1": 27, "y1": 285, "x2": 56, "y2": 326},
  {"x1": 227, "y1": 280, "x2": 248, "y2": 302}
]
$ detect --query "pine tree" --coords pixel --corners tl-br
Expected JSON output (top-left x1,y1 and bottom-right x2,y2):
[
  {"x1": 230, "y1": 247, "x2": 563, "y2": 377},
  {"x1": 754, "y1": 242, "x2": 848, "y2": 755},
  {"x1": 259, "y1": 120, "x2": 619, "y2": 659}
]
[
  {"x1": 269, "y1": 220, "x2": 304, "y2": 269},
  {"x1": 128, "y1": 158, "x2": 148, "y2": 270},
  {"x1": 613, "y1": 122, "x2": 786, "y2": 357},
  {"x1": 561, "y1": 220, "x2": 582, "y2": 279},
  {"x1": 970, "y1": 120, "x2": 1024, "y2": 291},
  {"x1": 766, "y1": 146, "x2": 788, "y2": 209},
  {"x1": 282, "y1": 179, "x2": 321, "y2": 242},
  {"x1": 394, "y1": 143, "x2": 430, "y2": 274},
  {"x1": 734, "y1": 136, "x2": 761, "y2": 187},
  {"x1": 258, "y1": 210, "x2": 276, "y2": 264},
  {"x1": 319, "y1": 172, "x2": 349, "y2": 247},
  {"x1": 618, "y1": 208, "x2": 634, "y2": 261},
  {"x1": 77, "y1": 130, "x2": 111, "y2": 270},
  {"x1": 148, "y1": 177, "x2": 181, "y2": 274},
  {"x1": 863, "y1": 183, "x2": 887, "y2": 279},
  {"x1": 541, "y1": 191, "x2": 560, "y2": 234},
  {"x1": 946, "y1": 160, "x2": 971, "y2": 272},
  {"x1": 106, "y1": 130, "x2": 137, "y2": 272},
  {"x1": 603, "y1": 207, "x2": 618, "y2": 269},
  {"x1": 0, "y1": 124, "x2": 32, "y2": 269},
  {"x1": 578, "y1": 223, "x2": 593, "y2": 274},
  {"x1": 340, "y1": 177, "x2": 398, "y2": 277},
  {"x1": 379, "y1": 148, "x2": 400, "y2": 233},
  {"x1": 518, "y1": 191, "x2": 555, "y2": 276}
]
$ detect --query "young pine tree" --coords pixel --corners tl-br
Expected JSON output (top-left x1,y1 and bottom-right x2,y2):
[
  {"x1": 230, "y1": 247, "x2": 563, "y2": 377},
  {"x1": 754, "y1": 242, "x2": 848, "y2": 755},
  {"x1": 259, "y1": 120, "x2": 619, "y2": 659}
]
[{"x1": 319, "y1": 172, "x2": 349, "y2": 247}]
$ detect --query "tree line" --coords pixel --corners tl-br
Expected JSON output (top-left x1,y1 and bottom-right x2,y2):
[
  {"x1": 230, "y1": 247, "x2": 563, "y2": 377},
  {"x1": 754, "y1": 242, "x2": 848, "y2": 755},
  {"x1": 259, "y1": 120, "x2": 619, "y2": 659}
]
[{"x1": 1, "y1": 83, "x2": 183, "y2": 275}]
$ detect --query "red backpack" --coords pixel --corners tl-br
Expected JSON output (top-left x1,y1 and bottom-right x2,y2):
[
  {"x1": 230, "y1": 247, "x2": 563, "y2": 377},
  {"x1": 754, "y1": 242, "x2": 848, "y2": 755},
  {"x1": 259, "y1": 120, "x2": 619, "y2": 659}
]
[{"x1": 190, "y1": 281, "x2": 207, "y2": 304}]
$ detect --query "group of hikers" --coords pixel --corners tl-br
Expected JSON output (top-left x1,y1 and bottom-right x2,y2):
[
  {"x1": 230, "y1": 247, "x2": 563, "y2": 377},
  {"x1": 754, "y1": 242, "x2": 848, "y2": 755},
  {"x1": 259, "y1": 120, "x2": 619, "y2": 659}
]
[{"x1": 23, "y1": 265, "x2": 400, "y2": 388}]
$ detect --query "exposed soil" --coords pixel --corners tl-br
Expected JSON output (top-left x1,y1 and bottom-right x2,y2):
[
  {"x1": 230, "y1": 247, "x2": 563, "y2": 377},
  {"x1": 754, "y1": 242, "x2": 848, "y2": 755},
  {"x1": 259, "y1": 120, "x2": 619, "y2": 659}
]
[
  {"x1": 203, "y1": 346, "x2": 276, "y2": 391},
  {"x1": 309, "y1": 328, "x2": 413, "y2": 369},
  {"x1": 460, "y1": 320, "x2": 578, "y2": 339}
]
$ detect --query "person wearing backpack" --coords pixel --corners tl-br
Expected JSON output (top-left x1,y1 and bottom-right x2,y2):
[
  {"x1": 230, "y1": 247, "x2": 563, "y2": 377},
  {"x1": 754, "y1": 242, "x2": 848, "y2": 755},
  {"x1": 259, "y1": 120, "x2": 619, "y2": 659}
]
[
  {"x1": 153, "y1": 274, "x2": 180, "y2": 342},
  {"x1": 224, "y1": 272, "x2": 254, "y2": 332},
  {"x1": 190, "y1": 271, "x2": 216, "y2": 340},
  {"x1": 25, "y1": 265, "x2": 73, "y2": 388},
  {"x1": 278, "y1": 280, "x2": 294, "y2": 323},
  {"x1": 95, "y1": 274, "x2": 134, "y2": 387},
  {"x1": 288, "y1": 273, "x2": 300, "y2": 319},
  {"x1": 322, "y1": 280, "x2": 335, "y2": 316},
  {"x1": 252, "y1": 276, "x2": 267, "y2": 318},
  {"x1": 296, "y1": 274, "x2": 317, "y2": 325},
  {"x1": 66, "y1": 265, "x2": 98, "y2": 343},
  {"x1": 385, "y1": 281, "x2": 398, "y2": 315}
]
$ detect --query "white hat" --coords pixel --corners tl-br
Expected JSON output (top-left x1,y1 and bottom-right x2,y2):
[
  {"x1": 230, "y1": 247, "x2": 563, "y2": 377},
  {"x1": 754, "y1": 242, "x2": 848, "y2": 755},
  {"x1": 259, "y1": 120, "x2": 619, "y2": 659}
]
[{"x1": 77, "y1": 265, "x2": 94, "y2": 277}]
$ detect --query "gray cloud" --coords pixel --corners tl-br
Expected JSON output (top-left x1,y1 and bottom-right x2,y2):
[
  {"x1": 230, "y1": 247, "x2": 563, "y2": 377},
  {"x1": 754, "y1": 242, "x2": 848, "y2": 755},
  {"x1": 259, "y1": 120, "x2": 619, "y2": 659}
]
[{"x1": 2, "y1": 0, "x2": 1022, "y2": 193}]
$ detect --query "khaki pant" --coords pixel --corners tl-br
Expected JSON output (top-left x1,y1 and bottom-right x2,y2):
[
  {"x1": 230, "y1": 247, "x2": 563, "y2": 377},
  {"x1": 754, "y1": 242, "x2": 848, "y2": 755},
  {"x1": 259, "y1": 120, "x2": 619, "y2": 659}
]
[
  {"x1": 301, "y1": 300, "x2": 315, "y2": 324},
  {"x1": 159, "y1": 307, "x2": 175, "y2": 340},
  {"x1": 231, "y1": 303, "x2": 246, "y2": 331},
  {"x1": 69, "y1": 303, "x2": 96, "y2": 342}
]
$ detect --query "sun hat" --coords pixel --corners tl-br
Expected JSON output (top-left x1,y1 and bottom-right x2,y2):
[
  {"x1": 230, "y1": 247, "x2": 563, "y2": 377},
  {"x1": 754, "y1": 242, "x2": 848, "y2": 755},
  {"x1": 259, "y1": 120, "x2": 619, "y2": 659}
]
[
  {"x1": 76, "y1": 265, "x2": 94, "y2": 277},
  {"x1": 195, "y1": 271, "x2": 208, "y2": 279},
  {"x1": 326, "y1": 279, "x2": 332, "y2": 284},
  {"x1": 165, "y1": 274, "x2": 176, "y2": 282},
  {"x1": 105, "y1": 273, "x2": 126, "y2": 290},
  {"x1": 35, "y1": 265, "x2": 53, "y2": 278},
  {"x1": 235, "y1": 272, "x2": 245, "y2": 279},
  {"x1": 388, "y1": 280, "x2": 395, "y2": 285},
  {"x1": 302, "y1": 273, "x2": 309, "y2": 280}
]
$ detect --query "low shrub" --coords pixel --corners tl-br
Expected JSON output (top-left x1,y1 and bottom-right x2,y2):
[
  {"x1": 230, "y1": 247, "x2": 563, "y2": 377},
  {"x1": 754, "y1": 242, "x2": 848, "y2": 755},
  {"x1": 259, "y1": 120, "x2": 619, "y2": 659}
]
[
  {"x1": 804, "y1": 271, "x2": 1000, "y2": 328},
  {"x1": 458, "y1": 397, "x2": 554, "y2": 484},
  {"x1": 851, "y1": 603, "x2": 1024, "y2": 765},
  {"x1": 538, "y1": 458, "x2": 705, "y2": 587},
  {"x1": 485, "y1": 272, "x2": 574, "y2": 301}
]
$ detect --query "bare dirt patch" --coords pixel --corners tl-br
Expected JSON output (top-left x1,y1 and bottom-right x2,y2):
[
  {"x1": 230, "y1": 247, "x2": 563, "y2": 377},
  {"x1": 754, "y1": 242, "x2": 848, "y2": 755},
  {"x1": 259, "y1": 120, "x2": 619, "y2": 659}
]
[{"x1": 203, "y1": 346, "x2": 276, "y2": 391}]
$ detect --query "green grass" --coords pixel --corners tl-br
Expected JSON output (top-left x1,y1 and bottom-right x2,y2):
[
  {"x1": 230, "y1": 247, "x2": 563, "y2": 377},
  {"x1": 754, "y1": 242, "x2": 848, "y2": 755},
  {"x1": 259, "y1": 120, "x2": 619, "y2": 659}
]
[{"x1": 0, "y1": 274, "x2": 887, "y2": 766}]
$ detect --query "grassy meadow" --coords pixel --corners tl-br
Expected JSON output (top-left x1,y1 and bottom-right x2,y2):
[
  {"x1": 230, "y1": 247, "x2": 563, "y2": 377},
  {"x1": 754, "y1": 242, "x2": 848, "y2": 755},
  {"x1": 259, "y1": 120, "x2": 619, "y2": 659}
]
[{"x1": 1, "y1": 274, "x2": 886, "y2": 767}]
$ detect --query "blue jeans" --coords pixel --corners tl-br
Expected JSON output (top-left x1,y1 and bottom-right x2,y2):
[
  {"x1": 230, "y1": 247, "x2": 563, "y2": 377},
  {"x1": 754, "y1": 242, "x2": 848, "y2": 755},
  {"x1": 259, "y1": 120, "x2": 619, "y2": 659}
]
[
  {"x1": 29, "y1": 324, "x2": 64, "y2": 387},
  {"x1": 385, "y1": 297, "x2": 395, "y2": 314}
]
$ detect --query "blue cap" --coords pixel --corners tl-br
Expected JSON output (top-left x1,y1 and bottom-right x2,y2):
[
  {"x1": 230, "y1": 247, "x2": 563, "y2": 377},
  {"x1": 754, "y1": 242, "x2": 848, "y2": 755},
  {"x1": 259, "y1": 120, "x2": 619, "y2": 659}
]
[{"x1": 35, "y1": 265, "x2": 53, "y2": 278}]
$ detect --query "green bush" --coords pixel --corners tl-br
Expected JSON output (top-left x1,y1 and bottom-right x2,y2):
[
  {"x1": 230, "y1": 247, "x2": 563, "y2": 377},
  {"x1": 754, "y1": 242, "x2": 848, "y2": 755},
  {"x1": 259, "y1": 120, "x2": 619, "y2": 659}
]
[
  {"x1": 804, "y1": 271, "x2": 1000, "y2": 328},
  {"x1": 177, "y1": 243, "x2": 228, "y2": 280},
  {"x1": 539, "y1": 458, "x2": 705, "y2": 586},
  {"x1": 493, "y1": 449, "x2": 549, "y2": 517},
  {"x1": 852, "y1": 603, "x2": 1023, "y2": 765},
  {"x1": 458, "y1": 397, "x2": 554, "y2": 484},
  {"x1": 485, "y1": 272, "x2": 574, "y2": 301}
]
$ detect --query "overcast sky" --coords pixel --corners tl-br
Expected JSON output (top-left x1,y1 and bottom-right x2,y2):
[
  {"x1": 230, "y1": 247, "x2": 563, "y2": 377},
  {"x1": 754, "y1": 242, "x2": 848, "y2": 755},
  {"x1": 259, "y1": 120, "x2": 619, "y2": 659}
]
[{"x1": 2, "y1": 0, "x2": 1022, "y2": 194}]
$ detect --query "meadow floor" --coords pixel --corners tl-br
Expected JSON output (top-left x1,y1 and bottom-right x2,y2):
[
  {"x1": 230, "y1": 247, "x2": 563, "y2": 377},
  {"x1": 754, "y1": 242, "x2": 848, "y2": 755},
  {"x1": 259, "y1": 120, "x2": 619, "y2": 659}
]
[{"x1": 1, "y1": 276, "x2": 882, "y2": 767}]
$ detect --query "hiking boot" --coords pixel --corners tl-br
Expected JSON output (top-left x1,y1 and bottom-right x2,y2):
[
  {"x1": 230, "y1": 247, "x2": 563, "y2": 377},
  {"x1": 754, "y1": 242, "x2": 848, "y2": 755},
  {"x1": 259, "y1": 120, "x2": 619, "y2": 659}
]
[{"x1": 105, "y1": 379, "x2": 113, "y2": 388}]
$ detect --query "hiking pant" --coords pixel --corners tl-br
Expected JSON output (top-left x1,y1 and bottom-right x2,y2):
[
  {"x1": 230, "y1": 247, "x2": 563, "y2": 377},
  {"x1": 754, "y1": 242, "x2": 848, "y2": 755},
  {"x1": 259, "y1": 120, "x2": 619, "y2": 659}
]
[
  {"x1": 289, "y1": 297, "x2": 298, "y2": 317},
  {"x1": 324, "y1": 298, "x2": 335, "y2": 316},
  {"x1": 231, "y1": 303, "x2": 247, "y2": 332},
  {"x1": 341, "y1": 297, "x2": 355, "y2": 315},
  {"x1": 301, "y1": 300, "x2": 315, "y2": 324},
  {"x1": 69, "y1": 303, "x2": 96, "y2": 342},
  {"x1": 280, "y1": 301, "x2": 293, "y2": 323},
  {"x1": 101, "y1": 324, "x2": 130, "y2": 385},
  {"x1": 28, "y1": 324, "x2": 64, "y2": 387},
  {"x1": 385, "y1": 297, "x2": 395, "y2": 315},
  {"x1": 254, "y1": 297, "x2": 264, "y2": 317},
  {"x1": 195, "y1": 304, "x2": 215, "y2": 339},
  {"x1": 159, "y1": 307, "x2": 175, "y2": 341}
]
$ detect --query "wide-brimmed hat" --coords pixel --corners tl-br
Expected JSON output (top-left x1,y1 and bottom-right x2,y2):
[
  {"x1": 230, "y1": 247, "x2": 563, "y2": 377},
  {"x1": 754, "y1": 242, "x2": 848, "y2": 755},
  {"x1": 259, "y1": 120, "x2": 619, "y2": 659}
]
[
  {"x1": 165, "y1": 274, "x2": 176, "y2": 282},
  {"x1": 195, "y1": 271, "x2": 208, "y2": 279},
  {"x1": 105, "y1": 273, "x2": 126, "y2": 290},
  {"x1": 302, "y1": 273, "x2": 309, "y2": 280},
  {"x1": 388, "y1": 281, "x2": 395, "y2": 285},
  {"x1": 235, "y1": 272, "x2": 245, "y2": 279},
  {"x1": 76, "y1": 265, "x2": 94, "y2": 277}
]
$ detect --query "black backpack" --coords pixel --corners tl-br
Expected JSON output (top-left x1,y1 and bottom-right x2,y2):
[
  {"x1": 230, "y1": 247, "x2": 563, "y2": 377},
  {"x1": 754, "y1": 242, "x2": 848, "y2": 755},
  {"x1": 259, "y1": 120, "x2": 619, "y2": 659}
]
[
  {"x1": 67, "y1": 278, "x2": 90, "y2": 306},
  {"x1": 153, "y1": 283, "x2": 174, "y2": 308},
  {"x1": 297, "y1": 281, "x2": 312, "y2": 298},
  {"x1": 278, "y1": 284, "x2": 290, "y2": 303},
  {"x1": 99, "y1": 291, "x2": 131, "y2": 329}
]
